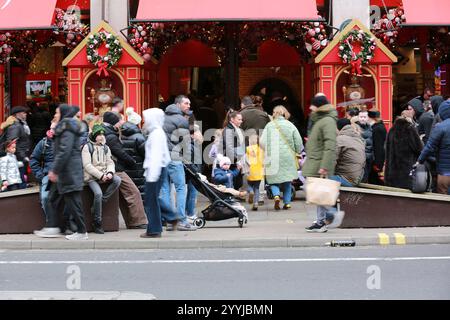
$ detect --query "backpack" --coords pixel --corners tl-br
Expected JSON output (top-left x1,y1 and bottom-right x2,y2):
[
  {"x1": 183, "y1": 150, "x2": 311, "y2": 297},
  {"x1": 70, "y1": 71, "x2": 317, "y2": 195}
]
[
  {"x1": 81, "y1": 140, "x2": 108, "y2": 158},
  {"x1": 409, "y1": 163, "x2": 432, "y2": 193}
]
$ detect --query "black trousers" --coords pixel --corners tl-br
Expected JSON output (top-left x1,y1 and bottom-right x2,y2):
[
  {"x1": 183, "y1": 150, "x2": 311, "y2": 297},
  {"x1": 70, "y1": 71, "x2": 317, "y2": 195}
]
[{"x1": 46, "y1": 183, "x2": 86, "y2": 233}]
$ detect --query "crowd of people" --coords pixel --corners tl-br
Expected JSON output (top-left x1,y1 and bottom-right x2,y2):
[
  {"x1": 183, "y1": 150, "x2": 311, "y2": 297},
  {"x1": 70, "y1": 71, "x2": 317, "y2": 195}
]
[{"x1": 1, "y1": 89, "x2": 449, "y2": 238}]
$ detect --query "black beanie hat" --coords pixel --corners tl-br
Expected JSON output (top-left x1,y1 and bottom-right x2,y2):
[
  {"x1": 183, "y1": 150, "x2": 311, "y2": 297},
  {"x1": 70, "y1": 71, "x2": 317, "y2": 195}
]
[
  {"x1": 337, "y1": 118, "x2": 351, "y2": 131},
  {"x1": 103, "y1": 112, "x2": 120, "y2": 126},
  {"x1": 311, "y1": 95, "x2": 329, "y2": 108}
]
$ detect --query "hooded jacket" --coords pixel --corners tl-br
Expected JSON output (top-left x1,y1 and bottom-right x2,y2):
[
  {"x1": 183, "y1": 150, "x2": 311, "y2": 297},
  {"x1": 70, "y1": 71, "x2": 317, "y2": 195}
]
[
  {"x1": 143, "y1": 108, "x2": 171, "y2": 182},
  {"x1": 335, "y1": 125, "x2": 366, "y2": 185},
  {"x1": 81, "y1": 136, "x2": 115, "y2": 182},
  {"x1": 302, "y1": 104, "x2": 338, "y2": 177},
  {"x1": 430, "y1": 96, "x2": 444, "y2": 115},
  {"x1": 52, "y1": 105, "x2": 84, "y2": 194},
  {"x1": 30, "y1": 136, "x2": 54, "y2": 181},
  {"x1": 163, "y1": 104, "x2": 190, "y2": 158},
  {"x1": 418, "y1": 100, "x2": 450, "y2": 175},
  {"x1": 0, "y1": 153, "x2": 23, "y2": 186}
]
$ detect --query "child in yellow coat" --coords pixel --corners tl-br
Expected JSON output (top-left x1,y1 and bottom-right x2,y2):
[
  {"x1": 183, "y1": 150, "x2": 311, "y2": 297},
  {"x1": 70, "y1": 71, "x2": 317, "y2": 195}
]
[{"x1": 246, "y1": 135, "x2": 264, "y2": 211}]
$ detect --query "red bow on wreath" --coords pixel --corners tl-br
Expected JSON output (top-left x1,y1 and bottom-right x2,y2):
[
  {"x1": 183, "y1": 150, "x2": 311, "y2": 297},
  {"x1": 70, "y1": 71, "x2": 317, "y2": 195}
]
[
  {"x1": 96, "y1": 61, "x2": 109, "y2": 77},
  {"x1": 350, "y1": 56, "x2": 362, "y2": 76}
]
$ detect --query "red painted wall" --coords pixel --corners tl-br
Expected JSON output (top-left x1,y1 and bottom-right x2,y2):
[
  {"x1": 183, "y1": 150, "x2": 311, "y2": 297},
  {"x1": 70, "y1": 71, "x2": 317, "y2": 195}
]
[
  {"x1": 242, "y1": 40, "x2": 301, "y2": 67},
  {"x1": 158, "y1": 40, "x2": 220, "y2": 100}
]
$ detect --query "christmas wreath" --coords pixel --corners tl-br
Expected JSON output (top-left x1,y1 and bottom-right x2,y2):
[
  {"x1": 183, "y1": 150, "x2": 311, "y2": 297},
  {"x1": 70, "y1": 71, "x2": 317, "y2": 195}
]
[
  {"x1": 86, "y1": 31, "x2": 123, "y2": 76},
  {"x1": 372, "y1": 7, "x2": 406, "y2": 47},
  {"x1": 338, "y1": 29, "x2": 377, "y2": 75}
]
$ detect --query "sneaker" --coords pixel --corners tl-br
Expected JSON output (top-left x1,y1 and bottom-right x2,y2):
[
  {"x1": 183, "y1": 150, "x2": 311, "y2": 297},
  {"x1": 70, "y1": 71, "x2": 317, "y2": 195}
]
[
  {"x1": 326, "y1": 211, "x2": 345, "y2": 229},
  {"x1": 177, "y1": 223, "x2": 197, "y2": 231},
  {"x1": 258, "y1": 200, "x2": 265, "y2": 206},
  {"x1": 252, "y1": 205, "x2": 258, "y2": 211},
  {"x1": 283, "y1": 204, "x2": 291, "y2": 210},
  {"x1": 248, "y1": 193, "x2": 254, "y2": 204},
  {"x1": 33, "y1": 227, "x2": 62, "y2": 238},
  {"x1": 274, "y1": 196, "x2": 281, "y2": 211},
  {"x1": 187, "y1": 215, "x2": 198, "y2": 224},
  {"x1": 140, "y1": 232, "x2": 161, "y2": 238},
  {"x1": 305, "y1": 222, "x2": 328, "y2": 233},
  {"x1": 65, "y1": 232, "x2": 89, "y2": 240},
  {"x1": 64, "y1": 228, "x2": 74, "y2": 236}
]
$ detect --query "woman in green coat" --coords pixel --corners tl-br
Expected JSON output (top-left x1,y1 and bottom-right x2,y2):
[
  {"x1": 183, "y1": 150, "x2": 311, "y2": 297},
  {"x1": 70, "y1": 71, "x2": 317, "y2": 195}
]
[{"x1": 260, "y1": 106, "x2": 303, "y2": 210}]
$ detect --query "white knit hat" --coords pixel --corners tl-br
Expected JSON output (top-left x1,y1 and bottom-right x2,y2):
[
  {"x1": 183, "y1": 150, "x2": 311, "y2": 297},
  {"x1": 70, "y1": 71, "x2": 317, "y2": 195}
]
[
  {"x1": 219, "y1": 156, "x2": 231, "y2": 167},
  {"x1": 126, "y1": 107, "x2": 142, "y2": 125}
]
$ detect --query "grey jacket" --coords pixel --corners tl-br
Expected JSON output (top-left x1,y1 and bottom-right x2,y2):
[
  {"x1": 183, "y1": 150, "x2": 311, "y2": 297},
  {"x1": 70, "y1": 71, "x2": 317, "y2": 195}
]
[
  {"x1": 335, "y1": 125, "x2": 366, "y2": 185},
  {"x1": 0, "y1": 153, "x2": 23, "y2": 185},
  {"x1": 6, "y1": 119, "x2": 31, "y2": 161},
  {"x1": 163, "y1": 104, "x2": 190, "y2": 159}
]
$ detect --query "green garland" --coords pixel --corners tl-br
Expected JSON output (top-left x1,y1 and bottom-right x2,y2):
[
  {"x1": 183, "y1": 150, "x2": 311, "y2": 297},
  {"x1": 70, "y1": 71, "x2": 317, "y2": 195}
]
[
  {"x1": 86, "y1": 31, "x2": 123, "y2": 68},
  {"x1": 338, "y1": 29, "x2": 377, "y2": 64}
]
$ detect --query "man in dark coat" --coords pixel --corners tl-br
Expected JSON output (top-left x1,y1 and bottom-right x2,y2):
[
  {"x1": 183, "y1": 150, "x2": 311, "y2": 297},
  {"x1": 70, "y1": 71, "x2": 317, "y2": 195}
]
[
  {"x1": 368, "y1": 110, "x2": 387, "y2": 185},
  {"x1": 102, "y1": 111, "x2": 148, "y2": 229},
  {"x1": 34, "y1": 105, "x2": 87, "y2": 240},
  {"x1": 5, "y1": 106, "x2": 32, "y2": 188},
  {"x1": 408, "y1": 98, "x2": 435, "y2": 144},
  {"x1": 240, "y1": 95, "x2": 270, "y2": 136},
  {"x1": 27, "y1": 103, "x2": 51, "y2": 146},
  {"x1": 417, "y1": 101, "x2": 450, "y2": 195}
]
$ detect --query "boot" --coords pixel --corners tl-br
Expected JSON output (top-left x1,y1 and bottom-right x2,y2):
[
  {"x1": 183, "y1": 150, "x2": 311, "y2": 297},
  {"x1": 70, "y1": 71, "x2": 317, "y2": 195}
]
[{"x1": 93, "y1": 221, "x2": 104, "y2": 234}]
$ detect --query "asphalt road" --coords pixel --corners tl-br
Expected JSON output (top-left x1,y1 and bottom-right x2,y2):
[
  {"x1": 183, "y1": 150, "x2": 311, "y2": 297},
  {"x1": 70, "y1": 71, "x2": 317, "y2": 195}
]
[{"x1": 0, "y1": 245, "x2": 449, "y2": 300}]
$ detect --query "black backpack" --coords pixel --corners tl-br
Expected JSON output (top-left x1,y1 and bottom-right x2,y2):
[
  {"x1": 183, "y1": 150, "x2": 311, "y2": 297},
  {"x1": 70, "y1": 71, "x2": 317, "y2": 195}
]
[{"x1": 409, "y1": 163, "x2": 432, "y2": 193}]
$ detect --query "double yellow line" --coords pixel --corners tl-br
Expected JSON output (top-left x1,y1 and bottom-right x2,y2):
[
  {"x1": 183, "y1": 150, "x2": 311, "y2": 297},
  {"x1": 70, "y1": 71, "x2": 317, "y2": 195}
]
[{"x1": 378, "y1": 233, "x2": 406, "y2": 245}]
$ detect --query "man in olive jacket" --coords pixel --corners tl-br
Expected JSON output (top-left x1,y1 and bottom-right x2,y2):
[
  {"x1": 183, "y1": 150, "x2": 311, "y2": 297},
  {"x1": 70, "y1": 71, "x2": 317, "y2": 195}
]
[{"x1": 302, "y1": 95, "x2": 338, "y2": 233}]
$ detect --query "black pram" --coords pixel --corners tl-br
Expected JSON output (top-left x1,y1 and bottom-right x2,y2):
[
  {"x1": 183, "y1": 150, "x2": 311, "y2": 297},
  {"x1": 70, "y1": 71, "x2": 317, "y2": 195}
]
[{"x1": 184, "y1": 163, "x2": 248, "y2": 228}]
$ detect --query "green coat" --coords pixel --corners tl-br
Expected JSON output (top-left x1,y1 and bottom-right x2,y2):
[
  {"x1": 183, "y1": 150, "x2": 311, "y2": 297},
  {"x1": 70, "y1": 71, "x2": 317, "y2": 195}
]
[
  {"x1": 260, "y1": 117, "x2": 303, "y2": 184},
  {"x1": 302, "y1": 104, "x2": 338, "y2": 178}
]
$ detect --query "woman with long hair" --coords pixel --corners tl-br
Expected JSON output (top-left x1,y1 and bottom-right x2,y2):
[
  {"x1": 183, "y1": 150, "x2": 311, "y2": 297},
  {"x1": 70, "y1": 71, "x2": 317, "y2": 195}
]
[{"x1": 219, "y1": 109, "x2": 245, "y2": 189}]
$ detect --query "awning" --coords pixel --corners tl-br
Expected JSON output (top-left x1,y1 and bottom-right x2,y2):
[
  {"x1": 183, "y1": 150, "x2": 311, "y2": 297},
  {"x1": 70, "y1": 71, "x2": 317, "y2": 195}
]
[
  {"x1": 0, "y1": 0, "x2": 58, "y2": 30},
  {"x1": 135, "y1": 0, "x2": 320, "y2": 22},
  {"x1": 403, "y1": 0, "x2": 450, "y2": 26}
]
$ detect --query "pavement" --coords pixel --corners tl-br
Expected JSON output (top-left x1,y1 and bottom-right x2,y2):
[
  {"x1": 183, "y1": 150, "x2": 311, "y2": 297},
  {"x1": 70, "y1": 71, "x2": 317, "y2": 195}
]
[{"x1": 1, "y1": 193, "x2": 449, "y2": 250}]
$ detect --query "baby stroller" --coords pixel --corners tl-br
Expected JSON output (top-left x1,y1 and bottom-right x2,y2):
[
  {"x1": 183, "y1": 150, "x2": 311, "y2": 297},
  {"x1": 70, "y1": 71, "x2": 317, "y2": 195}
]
[{"x1": 183, "y1": 162, "x2": 248, "y2": 228}]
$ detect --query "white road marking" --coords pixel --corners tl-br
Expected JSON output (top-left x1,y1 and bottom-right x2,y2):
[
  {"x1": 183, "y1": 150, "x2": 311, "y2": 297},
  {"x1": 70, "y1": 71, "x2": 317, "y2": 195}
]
[{"x1": 0, "y1": 256, "x2": 449, "y2": 264}]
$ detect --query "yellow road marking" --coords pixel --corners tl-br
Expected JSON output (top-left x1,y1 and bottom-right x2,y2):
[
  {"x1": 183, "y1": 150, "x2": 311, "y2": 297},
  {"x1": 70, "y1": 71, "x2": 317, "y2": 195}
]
[
  {"x1": 378, "y1": 233, "x2": 390, "y2": 245},
  {"x1": 394, "y1": 233, "x2": 406, "y2": 245}
]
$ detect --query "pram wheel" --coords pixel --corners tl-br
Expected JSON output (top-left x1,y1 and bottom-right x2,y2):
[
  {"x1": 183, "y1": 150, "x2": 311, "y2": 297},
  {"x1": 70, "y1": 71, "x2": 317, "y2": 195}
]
[
  {"x1": 194, "y1": 218, "x2": 206, "y2": 229},
  {"x1": 238, "y1": 217, "x2": 244, "y2": 228}
]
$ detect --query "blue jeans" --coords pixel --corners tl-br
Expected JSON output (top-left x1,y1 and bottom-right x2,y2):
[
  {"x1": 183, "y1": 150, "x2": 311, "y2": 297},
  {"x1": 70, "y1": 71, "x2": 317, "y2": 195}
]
[
  {"x1": 159, "y1": 161, "x2": 187, "y2": 223},
  {"x1": 328, "y1": 175, "x2": 354, "y2": 187},
  {"x1": 40, "y1": 175, "x2": 50, "y2": 221},
  {"x1": 315, "y1": 176, "x2": 348, "y2": 224},
  {"x1": 145, "y1": 167, "x2": 178, "y2": 234},
  {"x1": 186, "y1": 180, "x2": 198, "y2": 217},
  {"x1": 247, "y1": 180, "x2": 261, "y2": 204},
  {"x1": 270, "y1": 182, "x2": 292, "y2": 205},
  {"x1": 88, "y1": 175, "x2": 122, "y2": 223}
]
